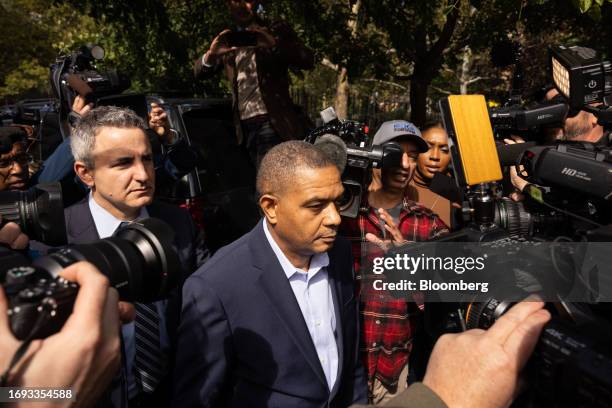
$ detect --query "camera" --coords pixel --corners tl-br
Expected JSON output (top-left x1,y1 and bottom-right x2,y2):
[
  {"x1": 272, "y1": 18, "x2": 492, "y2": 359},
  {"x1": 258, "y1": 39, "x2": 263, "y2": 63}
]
[
  {"x1": 50, "y1": 44, "x2": 131, "y2": 137},
  {"x1": 0, "y1": 183, "x2": 67, "y2": 246},
  {"x1": 306, "y1": 107, "x2": 402, "y2": 218},
  {"x1": 1, "y1": 217, "x2": 180, "y2": 340}
]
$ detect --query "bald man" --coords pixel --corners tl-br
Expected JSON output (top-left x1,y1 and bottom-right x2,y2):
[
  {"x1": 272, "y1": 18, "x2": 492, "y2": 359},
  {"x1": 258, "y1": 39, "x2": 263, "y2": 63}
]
[{"x1": 173, "y1": 141, "x2": 367, "y2": 407}]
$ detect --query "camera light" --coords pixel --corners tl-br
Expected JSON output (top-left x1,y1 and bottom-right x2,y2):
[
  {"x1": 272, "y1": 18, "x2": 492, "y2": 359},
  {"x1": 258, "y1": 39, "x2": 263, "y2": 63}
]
[{"x1": 549, "y1": 45, "x2": 612, "y2": 108}]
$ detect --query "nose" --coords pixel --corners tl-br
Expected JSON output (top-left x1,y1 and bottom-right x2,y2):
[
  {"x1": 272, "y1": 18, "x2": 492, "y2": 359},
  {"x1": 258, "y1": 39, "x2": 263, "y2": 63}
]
[
  {"x1": 430, "y1": 147, "x2": 441, "y2": 162},
  {"x1": 324, "y1": 202, "x2": 342, "y2": 228},
  {"x1": 401, "y1": 153, "x2": 412, "y2": 169},
  {"x1": 10, "y1": 160, "x2": 25, "y2": 175},
  {"x1": 133, "y1": 160, "x2": 150, "y2": 183}
]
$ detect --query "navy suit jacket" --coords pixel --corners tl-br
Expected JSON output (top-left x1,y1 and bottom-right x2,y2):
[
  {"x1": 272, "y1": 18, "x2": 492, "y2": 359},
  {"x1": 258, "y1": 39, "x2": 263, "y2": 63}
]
[{"x1": 173, "y1": 220, "x2": 367, "y2": 407}]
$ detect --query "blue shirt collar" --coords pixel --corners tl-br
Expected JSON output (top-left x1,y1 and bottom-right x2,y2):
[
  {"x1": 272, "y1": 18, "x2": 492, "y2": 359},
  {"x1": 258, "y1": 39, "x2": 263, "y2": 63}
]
[
  {"x1": 263, "y1": 219, "x2": 329, "y2": 281},
  {"x1": 88, "y1": 192, "x2": 149, "y2": 239}
]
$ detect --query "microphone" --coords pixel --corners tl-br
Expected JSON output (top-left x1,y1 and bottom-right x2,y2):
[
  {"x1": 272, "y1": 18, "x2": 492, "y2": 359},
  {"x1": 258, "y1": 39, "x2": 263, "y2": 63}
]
[{"x1": 314, "y1": 134, "x2": 348, "y2": 173}]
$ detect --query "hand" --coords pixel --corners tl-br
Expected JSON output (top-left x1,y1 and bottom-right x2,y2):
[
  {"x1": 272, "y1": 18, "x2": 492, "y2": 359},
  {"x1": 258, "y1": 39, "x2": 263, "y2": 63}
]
[
  {"x1": 423, "y1": 300, "x2": 551, "y2": 408},
  {"x1": 247, "y1": 26, "x2": 277, "y2": 48},
  {"x1": 0, "y1": 217, "x2": 29, "y2": 250},
  {"x1": 205, "y1": 29, "x2": 237, "y2": 65},
  {"x1": 148, "y1": 102, "x2": 171, "y2": 141},
  {"x1": 71, "y1": 94, "x2": 94, "y2": 117},
  {"x1": 0, "y1": 262, "x2": 124, "y2": 408},
  {"x1": 365, "y1": 208, "x2": 408, "y2": 252},
  {"x1": 504, "y1": 136, "x2": 529, "y2": 200}
]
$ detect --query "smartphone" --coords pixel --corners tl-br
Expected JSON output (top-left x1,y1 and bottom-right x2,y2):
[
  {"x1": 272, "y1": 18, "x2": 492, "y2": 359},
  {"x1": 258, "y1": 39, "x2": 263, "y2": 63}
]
[{"x1": 225, "y1": 31, "x2": 258, "y2": 48}]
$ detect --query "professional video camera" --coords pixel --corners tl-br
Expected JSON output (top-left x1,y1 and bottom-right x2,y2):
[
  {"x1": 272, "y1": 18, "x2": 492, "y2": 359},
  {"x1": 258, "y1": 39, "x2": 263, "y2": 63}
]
[
  {"x1": 487, "y1": 42, "x2": 568, "y2": 141},
  {"x1": 305, "y1": 107, "x2": 403, "y2": 218},
  {"x1": 1, "y1": 218, "x2": 179, "y2": 341},
  {"x1": 0, "y1": 183, "x2": 67, "y2": 246},
  {"x1": 49, "y1": 44, "x2": 138, "y2": 137}
]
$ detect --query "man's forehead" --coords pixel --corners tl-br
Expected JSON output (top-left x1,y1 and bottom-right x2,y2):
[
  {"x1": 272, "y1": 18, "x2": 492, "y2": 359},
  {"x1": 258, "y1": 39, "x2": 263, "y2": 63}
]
[{"x1": 287, "y1": 166, "x2": 343, "y2": 196}]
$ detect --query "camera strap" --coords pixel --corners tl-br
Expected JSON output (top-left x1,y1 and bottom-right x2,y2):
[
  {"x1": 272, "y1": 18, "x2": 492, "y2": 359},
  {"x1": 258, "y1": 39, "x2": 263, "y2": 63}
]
[{"x1": 0, "y1": 312, "x2": 48, "y2": 386}]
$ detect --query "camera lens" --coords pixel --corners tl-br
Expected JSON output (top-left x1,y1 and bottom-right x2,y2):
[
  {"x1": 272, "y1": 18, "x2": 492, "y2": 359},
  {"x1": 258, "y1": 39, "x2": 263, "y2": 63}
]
[
  {"x1": 33, "y1": 218, "x2": 180, "y2": 302},
  {"x1": 0, "y1": 182, "x2": 67, "y2": 246}
]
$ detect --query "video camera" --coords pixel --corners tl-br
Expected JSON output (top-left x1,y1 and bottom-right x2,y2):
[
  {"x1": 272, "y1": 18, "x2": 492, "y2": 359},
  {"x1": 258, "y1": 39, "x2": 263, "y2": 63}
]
[
  {"x1": 1, "y1": 218, "x2": 179, "y2": 341},
  {"x1": 305, "y1": 107, "x2": 403, "y2": 218},
  {"x1": 49, "y1": 44, "x2": 150, "y2": 137}
]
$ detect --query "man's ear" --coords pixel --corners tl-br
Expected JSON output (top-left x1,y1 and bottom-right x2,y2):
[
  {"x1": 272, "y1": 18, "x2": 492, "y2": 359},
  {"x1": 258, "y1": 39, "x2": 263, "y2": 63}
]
[
  {"x1": 259, "y1": 194, "x2": 279, "y2": 225},
  {"x1": 74, "y1": 160, "x2": 94, "y2": 188}
]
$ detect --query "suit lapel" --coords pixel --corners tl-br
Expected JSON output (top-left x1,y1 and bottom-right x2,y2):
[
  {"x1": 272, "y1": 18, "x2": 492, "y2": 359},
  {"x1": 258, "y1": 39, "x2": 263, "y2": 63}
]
[
  {"x1": 250, "y1": 221, "x2": 329, "y2": 390},
  {"x1": 66, "y1": 198, "x2": 99, "y2": 244},
  {"x1": 327, "y1": 248, "x2": 346, "y2": 400}
]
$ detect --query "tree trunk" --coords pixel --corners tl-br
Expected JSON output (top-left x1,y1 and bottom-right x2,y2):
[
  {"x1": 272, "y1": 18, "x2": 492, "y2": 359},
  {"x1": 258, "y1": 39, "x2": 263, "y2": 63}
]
[
  {"x1": 333, "y1": 0, "x2": 361, "y2": 120},
  {"x1": 459, "y1": 45, "x2": 472, "y2": 95},
  {"x1": 409, "y1": 74, "x2": 429, "y2": 128},
  {"x1": 334, "y1": 66, "x2": 349, "y2": 120}
]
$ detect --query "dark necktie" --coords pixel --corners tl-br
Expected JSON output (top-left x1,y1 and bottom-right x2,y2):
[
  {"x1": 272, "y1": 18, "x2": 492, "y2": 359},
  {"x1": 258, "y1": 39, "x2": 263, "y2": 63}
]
[{"x1": 116, "y1": 222, "x2": 167, "y2": 393}]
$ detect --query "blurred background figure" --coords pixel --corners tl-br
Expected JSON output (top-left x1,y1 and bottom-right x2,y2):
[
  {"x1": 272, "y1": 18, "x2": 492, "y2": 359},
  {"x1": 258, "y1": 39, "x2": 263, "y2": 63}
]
[
  {"x1": 0, "y1": 126, "x2": 31, "y2": 192},
  {"x1": 407, "y1": 122, "x2": 456, "y2": 228}
]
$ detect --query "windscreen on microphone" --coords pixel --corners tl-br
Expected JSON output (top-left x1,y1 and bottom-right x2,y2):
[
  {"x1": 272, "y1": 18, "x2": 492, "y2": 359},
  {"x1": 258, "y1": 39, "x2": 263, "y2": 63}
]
[
  {"x1": 496, "y1": 141, "x2": 537, "y2": 167},
  {"x1": 314, "y1": 134, "x2": 348, "y2": 174}
]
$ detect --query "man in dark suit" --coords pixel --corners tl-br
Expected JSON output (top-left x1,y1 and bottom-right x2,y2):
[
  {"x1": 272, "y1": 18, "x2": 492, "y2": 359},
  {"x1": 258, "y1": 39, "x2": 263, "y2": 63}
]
[
  {"x1": 194, "y1": 0, "x2": 314, "y2": 168},
  {"x1": 67, "y1": 105, "x2": 208, "y2": 407},
  {"x1": 174, "y1": 141, "x2": 367, "y2": 407}
]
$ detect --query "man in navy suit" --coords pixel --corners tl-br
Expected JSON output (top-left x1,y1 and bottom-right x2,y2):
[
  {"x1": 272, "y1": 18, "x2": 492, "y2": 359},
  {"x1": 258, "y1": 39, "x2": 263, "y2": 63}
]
[
  {"x1": 66, "y1": 105, "x2": 208, "y2": 408},
  {"x1": 173, "y1": 141, "x2": 367, "y2": 407}
]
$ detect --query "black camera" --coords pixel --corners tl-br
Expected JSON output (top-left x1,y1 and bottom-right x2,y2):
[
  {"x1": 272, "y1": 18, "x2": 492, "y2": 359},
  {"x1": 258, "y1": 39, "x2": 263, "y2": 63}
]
[
  {"x1": 464, "y1": 300, "x2": 612, "y2": 408},
  {"x1": 0, "y1": 183, "x2": 67, "y2": 246},
  {"x1": 306, "y1": 107, "x2": 402, "y2": 218},
  {"x1": 50, "y1": 44, "x2": 131, "y2": 137},
  {"x1": 1, "y1": 218, "x2": 180, "y2": 340}
]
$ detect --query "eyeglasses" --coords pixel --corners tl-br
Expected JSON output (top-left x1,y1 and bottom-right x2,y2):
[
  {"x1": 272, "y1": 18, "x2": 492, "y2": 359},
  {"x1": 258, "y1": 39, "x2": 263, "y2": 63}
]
[{"x1": 0, "y1": 153, "x2": 33, "y2": 170}]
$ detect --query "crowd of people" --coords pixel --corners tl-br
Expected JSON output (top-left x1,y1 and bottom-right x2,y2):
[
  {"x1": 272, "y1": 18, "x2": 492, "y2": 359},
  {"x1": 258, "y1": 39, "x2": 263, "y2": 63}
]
[{"x1": 1, "y1": 0, "x2": 609, "y2": 408}]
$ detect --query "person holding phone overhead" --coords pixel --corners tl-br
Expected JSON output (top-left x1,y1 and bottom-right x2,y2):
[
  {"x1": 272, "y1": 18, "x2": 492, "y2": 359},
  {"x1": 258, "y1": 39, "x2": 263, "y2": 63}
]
[{"x1": 194, "y1": 0, "x2": 315, "y2": 169}]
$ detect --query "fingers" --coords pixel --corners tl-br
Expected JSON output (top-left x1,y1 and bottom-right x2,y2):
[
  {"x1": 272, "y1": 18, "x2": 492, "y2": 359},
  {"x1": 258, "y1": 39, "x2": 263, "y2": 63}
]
[
  {"x1": 503, "y1": 308, "x2": 551, "y2": 371},
  {"x1": 59, "y1": 262, "x2": 110, "y2": 333},
  {"x1": 485, "y1": 300, "x2": 546, "y2": 344},
  {"x1": 365, "y1": 233, "x2": 390, "y2": 252},
  {"x1": 0, "y1": 222, "x2": 29, "y2": 249},
  {"x1": 71, "y1": 95, "x2": 93, "y2": 116},
  {"x1": 378, "y1": 209, "x2": 405, "y2": 243},
  {"x1": 101, "y1": 287, "x2": 120, "y2": 342},
  {"x1": 118, "y1": 302, "x2": 135, "y2": 324}
]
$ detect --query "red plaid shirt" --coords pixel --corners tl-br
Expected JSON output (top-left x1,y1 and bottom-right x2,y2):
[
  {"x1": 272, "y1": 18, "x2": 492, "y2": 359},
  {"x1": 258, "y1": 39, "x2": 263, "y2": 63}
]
[{"x1": 339, "y1": 196, "x2": 448, "y2": 388}]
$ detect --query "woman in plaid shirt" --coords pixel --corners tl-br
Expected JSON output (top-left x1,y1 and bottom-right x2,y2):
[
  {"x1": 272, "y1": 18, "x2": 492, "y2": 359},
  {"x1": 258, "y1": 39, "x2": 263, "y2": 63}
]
[{"x1": 339, "y1": 120, "x2": 448, "y2": 404}]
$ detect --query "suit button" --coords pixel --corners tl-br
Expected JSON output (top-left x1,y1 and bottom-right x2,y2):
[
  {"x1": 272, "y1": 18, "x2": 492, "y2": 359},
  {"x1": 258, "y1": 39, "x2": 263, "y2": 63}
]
[
  {"x1": 375, "y1": 319, "x2": 381, "y2": 325},
  {"x1": 372, "y1": 342, "x2": 377, "y2": 347}
]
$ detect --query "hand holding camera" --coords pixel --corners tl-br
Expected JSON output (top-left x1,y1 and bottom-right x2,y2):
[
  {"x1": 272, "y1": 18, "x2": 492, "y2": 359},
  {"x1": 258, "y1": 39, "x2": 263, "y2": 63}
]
[
  {"x1": 423, "y1": 301, "x2": 551, "y2": 408},
  {"x1": 0, "y1": 261, "x2": 123, "y2": 407}
]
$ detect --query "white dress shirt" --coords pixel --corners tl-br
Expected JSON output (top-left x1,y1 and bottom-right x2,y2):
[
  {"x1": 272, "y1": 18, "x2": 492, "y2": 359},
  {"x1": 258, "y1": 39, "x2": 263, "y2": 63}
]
[{"x1": 263, "y1": 220, "x2": 339, "y2": 390}]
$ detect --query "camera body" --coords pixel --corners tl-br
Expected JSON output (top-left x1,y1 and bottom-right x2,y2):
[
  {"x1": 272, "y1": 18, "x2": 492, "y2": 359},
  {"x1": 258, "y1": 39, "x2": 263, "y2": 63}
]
[
  {"x1": 4, "y1": 262, "x2": 78, "y2": 341},
  {"x1": 50, "y1": 44, "x2": 131, "y2": 137},
  {"x1": 306, "y1": 108, "x2": 402, "y2": 218}
]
